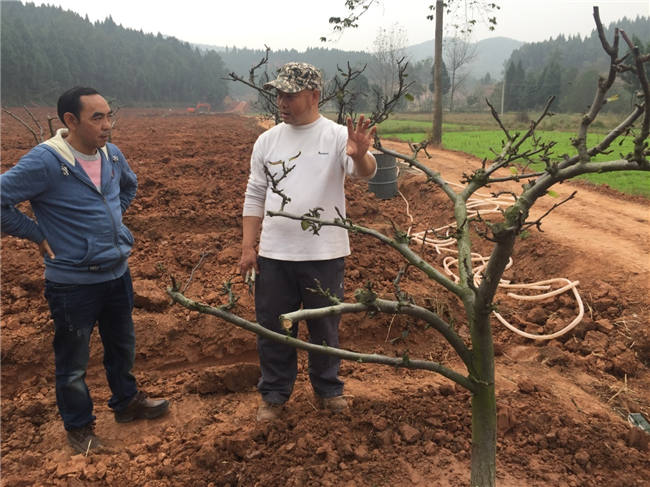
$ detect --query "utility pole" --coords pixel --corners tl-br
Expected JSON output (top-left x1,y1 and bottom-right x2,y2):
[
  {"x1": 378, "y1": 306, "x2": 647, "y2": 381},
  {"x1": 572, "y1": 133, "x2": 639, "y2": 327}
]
[{"x1": 431, "y1": 0, "x2": 444, "y2": 147}]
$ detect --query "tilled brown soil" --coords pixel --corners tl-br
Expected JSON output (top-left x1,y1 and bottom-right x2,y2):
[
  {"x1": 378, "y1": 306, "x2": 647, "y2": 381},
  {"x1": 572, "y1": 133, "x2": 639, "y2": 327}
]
[{"x1": 1, "y1": 109, "x2": 648, "y2": 486}]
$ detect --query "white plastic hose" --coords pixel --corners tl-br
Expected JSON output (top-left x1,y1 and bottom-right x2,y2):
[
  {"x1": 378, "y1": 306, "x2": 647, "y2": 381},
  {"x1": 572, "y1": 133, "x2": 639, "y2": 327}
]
[{"x1": 395, "y1": 176, "x2": 583, "y2": 340}]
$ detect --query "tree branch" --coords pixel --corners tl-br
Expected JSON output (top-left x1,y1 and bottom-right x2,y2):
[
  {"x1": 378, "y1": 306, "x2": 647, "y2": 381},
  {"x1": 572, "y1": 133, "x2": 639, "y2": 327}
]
[
  {"x1": 373, "y1": 142, "x2": 459, "y2": 201},
  {"x1": 620, "y1": 29, "x2": 650, "y2": 164},
  {"x1": 166, "y1": 286, "x2": 478, "y2": 392},
  {"x1": 2, "y1": 107, "x2": 43, "y2": 144},
  {"x1": 279, "y1": 296, "x2": 473, "y2": 368},
  {"x1": 571, "y1": 7, "x2": 622, "y2": 162},
  {"x1": 521, "y1": 191, "x2": 577, "y2": 232},
  {"x1": 267, "y1": 209, "x2": 467, "y2": 298},
  {"x1": 369, "y1": 57, "x2": 415, "y2": 127}
]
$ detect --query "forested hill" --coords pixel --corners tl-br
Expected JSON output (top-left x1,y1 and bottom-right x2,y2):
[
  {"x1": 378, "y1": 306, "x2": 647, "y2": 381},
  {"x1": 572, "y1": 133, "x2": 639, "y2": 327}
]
[
  {"x1": 502, "y1": 15, "x2": 650, "y2": 113},
  {"x1": 0, "y1": 1, "x2": 229, "y2": 106},
  {"x1": 0, "y1": 1, "x2": 373, "y2": 106},
  {"x1": 2, "y1": 1, "x2": 648, "y2": 113},
  {"x1": 507, "y1": 15, "x2": 650, "y2": 73}
]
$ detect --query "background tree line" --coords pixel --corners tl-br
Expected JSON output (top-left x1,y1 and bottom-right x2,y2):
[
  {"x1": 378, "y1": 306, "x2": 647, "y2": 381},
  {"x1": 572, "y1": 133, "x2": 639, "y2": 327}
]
[
  {"x1": 500, "y1": 17, "x2": 650, "y2": 114},
  {"x1": 1, "y1": 1, "x2": 229, "y2": 107},
  {"x1": 1, "y1": 1, "x2": 648, "y2": 115}
]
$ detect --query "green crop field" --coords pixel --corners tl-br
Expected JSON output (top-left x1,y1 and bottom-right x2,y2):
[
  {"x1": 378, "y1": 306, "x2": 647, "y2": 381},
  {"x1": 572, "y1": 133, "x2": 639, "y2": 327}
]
[{"x1": 377, "y1": 117, "x2": 649, "y2": 198}]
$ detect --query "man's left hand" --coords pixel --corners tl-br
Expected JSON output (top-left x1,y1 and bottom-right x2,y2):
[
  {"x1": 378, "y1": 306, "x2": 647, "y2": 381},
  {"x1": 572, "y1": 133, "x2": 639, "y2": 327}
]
[{"x1": 346, "y1": 115, "x2": 376, "y2": 161}]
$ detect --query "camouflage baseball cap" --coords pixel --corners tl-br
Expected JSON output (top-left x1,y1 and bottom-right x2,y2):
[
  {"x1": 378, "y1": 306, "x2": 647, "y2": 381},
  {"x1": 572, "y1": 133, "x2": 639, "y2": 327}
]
[{"x1": 263, "y1": 62, "x2": 323, "y2": 93}]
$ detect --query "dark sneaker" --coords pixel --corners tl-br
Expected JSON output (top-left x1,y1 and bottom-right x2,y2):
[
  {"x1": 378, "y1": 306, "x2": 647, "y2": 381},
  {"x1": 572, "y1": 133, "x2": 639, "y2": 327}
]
[
  {"x1": 67, "y1": 423, "x2": 102, "y2": 454},
  {"x1": 114, "y1": 391, "x2": 170, "y2": 423},
  {"x1": 316, "y1": 394, "x2": 348, "y2": 413},
  {"x1": 256, "y1": 401, "x2": 283, "y2": 422}
]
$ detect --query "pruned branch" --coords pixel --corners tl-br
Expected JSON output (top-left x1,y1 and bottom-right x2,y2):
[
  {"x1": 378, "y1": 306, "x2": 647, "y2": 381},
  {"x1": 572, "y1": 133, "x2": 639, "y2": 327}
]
[
  {"x1": 373, "y1": 141, "x2": 458, "y2": 201},
  {"x1": 369, "y1": 57, "x2": 415, "y2": 127},
  {"x1": 620, "y1": 29, "x2": 650, "y2": 163},
  {"x1": 2, "y1": 107, "x2": 44, "y2": 144},
  {"x1": 47, "y1": 116, "x2": 57, "y2": 137},
  {"x1": 322, "y1": 61, "x2": 368, "y2": 125},
  {"x1": 393, "y1": 263, "x2": 411, "y2": 301},
  {"x1": 167, "y1": 286, "x2": 477, "y2": 392},
  {"x1": 267, "y1": 209, "x2": 467, "y2": 298},
  {"x1": 225, "y1": 45, "x2": 278, "y2": 121},
  {"x1": 280, "y1": 296, "x2": 472, "y2": 369},
  {"x1": 226, "y1": 47, "x2": 371, "y2": 126},
  {"x1": 306, "y1": 278, "x2": 342, "y2": 305},
  {"x1": 263, "y1": 155, "x2": 298, "y2": 211},
  {"x1": 23, "y1": 106, "x2": 44, "y2": 140},
  {"x1": 522, "y1": 191, "x2": 577, "y2": 232},
  {"x1": 182, "y1": 251, "x2": 210, "y2": 293},
  {"x1": 487, "y1": 171, "x2": 545, "y2": 184},
  {"x1": 482, "y1": 96, "x2": 556, "y2": 182},
  {"x1": 249, "y1": 45, "x2": 271, "y2": 85}
]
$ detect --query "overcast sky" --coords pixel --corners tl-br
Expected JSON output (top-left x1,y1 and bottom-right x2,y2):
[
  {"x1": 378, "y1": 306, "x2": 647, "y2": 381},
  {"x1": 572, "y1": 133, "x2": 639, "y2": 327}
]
[{"x1": 39, "y1": 0, "x2": 649, "y2": 51}]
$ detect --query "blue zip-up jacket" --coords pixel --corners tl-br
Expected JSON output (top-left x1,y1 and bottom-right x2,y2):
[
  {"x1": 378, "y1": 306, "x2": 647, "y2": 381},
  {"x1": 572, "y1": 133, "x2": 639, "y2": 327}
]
[{"x1": 1, "y1": 128, "x2": 138, "y2": 284}]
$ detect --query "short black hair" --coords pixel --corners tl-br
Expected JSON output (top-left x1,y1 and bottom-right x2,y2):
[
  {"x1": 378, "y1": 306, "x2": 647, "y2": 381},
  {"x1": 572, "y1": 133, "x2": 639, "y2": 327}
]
[{"x1": 57, "y1": 87, "x2": 100, "y2": 126}]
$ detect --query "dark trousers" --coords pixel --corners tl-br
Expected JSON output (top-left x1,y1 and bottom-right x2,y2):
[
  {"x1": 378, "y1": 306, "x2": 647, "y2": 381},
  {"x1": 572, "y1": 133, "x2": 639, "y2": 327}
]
[
  {"x1": 255, "y1": 256, "x2": 345, "y2": 404},
  {"x1": 44, "y1": 268, "x2": 138, "y2": 430}
]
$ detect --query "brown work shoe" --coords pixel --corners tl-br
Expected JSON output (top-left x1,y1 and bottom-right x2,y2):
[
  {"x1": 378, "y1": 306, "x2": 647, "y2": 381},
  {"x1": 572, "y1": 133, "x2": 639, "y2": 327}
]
[
  {"x1": 316, "y1": 395, "x2": 348, "y2": 413},
  {"x1": 256, "y1": 401, "x2": 283, "y2": 422},
  {"x1": 114, "y1": 391, "x2": 170, "y2": 423},
  {"x1": 67, "y1": 422, "x2": 102, "y2": 454}
]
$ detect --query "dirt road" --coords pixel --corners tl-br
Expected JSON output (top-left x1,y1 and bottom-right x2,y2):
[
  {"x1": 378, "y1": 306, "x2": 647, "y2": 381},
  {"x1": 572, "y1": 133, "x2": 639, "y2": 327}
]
[{"x1": 383, "y1": 139, "x2": 650, "y2": 296}]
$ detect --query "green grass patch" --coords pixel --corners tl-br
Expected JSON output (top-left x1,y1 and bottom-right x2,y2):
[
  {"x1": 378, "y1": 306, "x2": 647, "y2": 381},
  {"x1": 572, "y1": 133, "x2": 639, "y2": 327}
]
[
  {"x1": 376, "y1": 119, "x2": 431, "y2": 134},
  {"x1": 381, "y1": 132, "x2": 429, "y2": 142},
  {"x1": 383, "y1": 128, "x2": 648, "y2": 197},
  {"x1": 377, "y1": 119, "x2": 481, "y2": 135},
  {"x1": 386, "y1": 111, "x2": 631, "y2": 133}
]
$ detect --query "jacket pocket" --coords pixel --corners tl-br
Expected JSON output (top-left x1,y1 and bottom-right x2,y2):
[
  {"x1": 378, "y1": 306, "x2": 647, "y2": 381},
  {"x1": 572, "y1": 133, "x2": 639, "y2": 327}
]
[
  {"x1": 50, "y1": 236, "x2": 95, "y2": 267},
  {"x1": 71, "y1": 231, "x2": 117, "y2": 268},
  {"x1": 119, "y1": 224, "x2": 134, "y2": 246}
]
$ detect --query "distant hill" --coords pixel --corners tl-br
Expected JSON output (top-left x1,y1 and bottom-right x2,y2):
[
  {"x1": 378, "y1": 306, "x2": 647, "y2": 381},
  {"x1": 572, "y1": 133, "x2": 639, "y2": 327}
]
[
  {"x1": 0, "y1": 2, "x2": 229, "y2": 106},
  {"x1": 197, "y1": 36, "x2": 523, "y2": 80},
  {"x1": 507, "y1": 15, "x2": 650, "y2": 73},
  {"x1": 4, "y1": 1, "x2": 646, "y2": 113},
  {"x1": 405, "y1": 36, "x2": 524, "y2": 78},
  {"x1": 501, "y1": 15, "x2": 649, "y2": 113}
]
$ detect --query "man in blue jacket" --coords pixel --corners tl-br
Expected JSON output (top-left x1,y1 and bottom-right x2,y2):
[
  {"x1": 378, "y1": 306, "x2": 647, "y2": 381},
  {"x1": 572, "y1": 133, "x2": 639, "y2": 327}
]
[{"x1": 1, "y1": 87, "x2": 169, "y2": 454}]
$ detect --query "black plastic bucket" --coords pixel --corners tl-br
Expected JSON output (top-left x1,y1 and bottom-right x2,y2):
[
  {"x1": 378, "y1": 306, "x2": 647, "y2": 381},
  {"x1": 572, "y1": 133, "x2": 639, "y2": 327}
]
[{"x1": 368, "y1": 152, "x2": 398, "y2": 199}]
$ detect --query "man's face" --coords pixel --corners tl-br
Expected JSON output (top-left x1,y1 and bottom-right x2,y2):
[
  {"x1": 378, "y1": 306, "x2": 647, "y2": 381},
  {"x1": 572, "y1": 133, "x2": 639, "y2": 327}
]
[
  {"x1": 68, "y1": 94, "x2": 113, "y2": 153},
  {"x1": 276, "y1": 89, "x2": 319, "y2": 125}
]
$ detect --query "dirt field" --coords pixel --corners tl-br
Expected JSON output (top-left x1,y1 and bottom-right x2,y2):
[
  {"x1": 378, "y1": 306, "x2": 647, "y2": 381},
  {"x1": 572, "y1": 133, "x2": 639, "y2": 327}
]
[{"x1": 1, "y1": 108, "x2": 649, "y2": 486}]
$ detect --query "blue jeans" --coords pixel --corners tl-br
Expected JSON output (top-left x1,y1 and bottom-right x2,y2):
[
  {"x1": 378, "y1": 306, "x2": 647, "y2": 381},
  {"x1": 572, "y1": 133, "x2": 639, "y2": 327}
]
[
  {"x1": 44, "y1": 268, "x2": 138, "y2": 430},
  {"x1": 255, "y1": 257, "x2": 345, "y2": 404}
]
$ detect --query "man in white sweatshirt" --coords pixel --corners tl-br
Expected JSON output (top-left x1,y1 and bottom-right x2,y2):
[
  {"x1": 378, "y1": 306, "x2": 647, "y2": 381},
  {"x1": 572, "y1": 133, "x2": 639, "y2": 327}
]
[{"x1": 239, "y1": 62, "x2": 377, "y2": 421}]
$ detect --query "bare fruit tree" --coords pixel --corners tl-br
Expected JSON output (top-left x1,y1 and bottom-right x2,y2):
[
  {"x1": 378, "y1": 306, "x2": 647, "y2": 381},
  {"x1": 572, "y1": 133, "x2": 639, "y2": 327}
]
[
  {"x1": 371, "y1": 23, "x2": 409, "y2": 100},
  {"x1": 225, "y1": 47, "x2": 370, "y2": 126},
  {"x1": 1, "y1": 106, "x2": 55, "y2": 143},
  {"x1": 170, "y1": 9, "x2": 648, "y2": 486},
  {"x1": 444, "y1": 35, "x2": 477, "y2": 111}
]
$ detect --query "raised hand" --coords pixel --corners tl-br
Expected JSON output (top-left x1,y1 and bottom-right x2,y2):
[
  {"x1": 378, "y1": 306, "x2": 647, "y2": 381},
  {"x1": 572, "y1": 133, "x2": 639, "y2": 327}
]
[{"x1": 346, "y1": 115, "x2": 377, "y2": 162}]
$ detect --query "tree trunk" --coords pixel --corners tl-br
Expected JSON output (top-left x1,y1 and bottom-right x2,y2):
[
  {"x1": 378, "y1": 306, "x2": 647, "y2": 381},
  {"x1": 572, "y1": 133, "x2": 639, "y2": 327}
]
[
  {"x1": 467, "y1": 231, "x2": 517, "y2": 486},
  {"x1": 431, "y1": 0, "x2": 444, "y2": 147},
  {"x1": 470, "y1": 370, "x2": 496, "y2": 486}
]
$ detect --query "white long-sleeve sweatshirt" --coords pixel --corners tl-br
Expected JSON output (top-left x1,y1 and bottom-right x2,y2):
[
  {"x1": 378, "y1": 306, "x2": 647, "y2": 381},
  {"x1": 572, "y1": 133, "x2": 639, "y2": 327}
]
[{"x1": 242, "y1": 115, "x2": 375, "y2": 261}]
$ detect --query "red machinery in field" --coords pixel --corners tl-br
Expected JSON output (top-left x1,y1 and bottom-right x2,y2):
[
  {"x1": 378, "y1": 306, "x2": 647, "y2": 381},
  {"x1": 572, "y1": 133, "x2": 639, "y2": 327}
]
[{"x1": 186, "y1": 103, "x2": 211, "y2": 113}]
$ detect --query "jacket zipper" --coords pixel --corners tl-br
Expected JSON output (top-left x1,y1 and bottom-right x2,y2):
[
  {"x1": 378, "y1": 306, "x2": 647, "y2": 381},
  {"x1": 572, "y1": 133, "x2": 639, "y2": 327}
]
[{"x1": 66, "y1": 155, "x2": 124, "y2": 264}]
